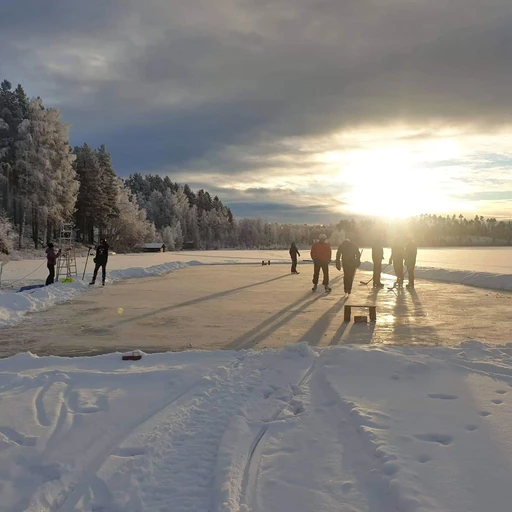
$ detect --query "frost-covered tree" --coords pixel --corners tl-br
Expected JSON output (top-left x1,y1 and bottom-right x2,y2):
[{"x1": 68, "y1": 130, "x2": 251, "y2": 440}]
[
  {"x1": 170, "y1": 185, "x2": 189, "y2": 242},
  {"x1": 161, "y1": 225, "x2": 176, "y2": 251},
  {"x1": 13, "y1": 98, "x2": 77, "y2": 247},
  {"x1": 0, "y1": 211, "x2": 14, "y2": 254},
  {"x1": 96, "y1": 145, "x2": 119, "y2": 232},
  {"x1": 0, "y1": 81, "x2": 30, "y2": 223},
  {"x1": 186, "y1": 205, "x2": 200, "y2": 249},
  {"x1": 105, "y1": 183, "x2": 158, "y2": 252}
]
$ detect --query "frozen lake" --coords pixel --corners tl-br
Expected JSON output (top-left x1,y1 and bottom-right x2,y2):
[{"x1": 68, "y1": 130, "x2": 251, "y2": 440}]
[{"x1": 1, "y1": 247, "x2": 511, "y2": 290}]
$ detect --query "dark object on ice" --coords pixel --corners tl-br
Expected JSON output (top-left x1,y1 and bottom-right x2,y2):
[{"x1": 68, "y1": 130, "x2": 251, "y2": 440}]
[
  {"x1": 344, "y1": 304, "x2": 377, "y2": 323},
  {"x1": 19, "y1": 284, "x2": 45, "y2": 293},
  {"x1": 122, "y1": 352, "x2": 142, "y2": 361}
]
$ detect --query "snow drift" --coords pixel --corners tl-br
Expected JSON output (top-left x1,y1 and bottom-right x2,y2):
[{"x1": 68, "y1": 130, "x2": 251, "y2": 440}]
[
  {"x1": 360, "y1": 260, "x2": 512, "y2": 292},
  {"x1": 0, "y1": 261, "x2": 187, "y2": 328}
]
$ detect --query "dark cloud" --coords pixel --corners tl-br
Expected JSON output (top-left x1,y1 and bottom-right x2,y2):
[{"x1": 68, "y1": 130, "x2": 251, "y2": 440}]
[
  {"x1": 1, "y1": 0, "x2": 512, "y2": 220},
  {"x1": 228, "y1": 201, "x2": 344, "y2": 223}
]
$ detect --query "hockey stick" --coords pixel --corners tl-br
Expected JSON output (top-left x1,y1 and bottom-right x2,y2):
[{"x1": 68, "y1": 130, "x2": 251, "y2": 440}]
[
  {"x1": 360, "y1": 263, "x2": 389, "y2": 285},
  {"x1": 82, "y1": 247, "x2": 92, "y2": 280}
]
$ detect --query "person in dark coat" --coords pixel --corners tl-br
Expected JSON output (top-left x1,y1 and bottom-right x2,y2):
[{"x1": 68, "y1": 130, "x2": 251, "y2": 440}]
[
  {"x1": 335, "y1": 238, "x2": 361, "y2": 294},
  {"x1": 45, "y1": 243, "x2": 61, "y2": 286},
  {"x1": 405, "y1": 238, "x2": 418, "y2": 288},
  {"x1": 372, "y1": 238, "x2": 385, "y2": 288},
  {"x1": 90, "y1": 238, "x2": 110, "y2": 286},
  {"x1": 389, "y1": 238, "x2": 405, "y2": 287},
  {"x1": 310, "y1": 234, "x2": 332, "y2": 292},
  {"x1": 289, "y1": 242, "x2": 300, "y2": 274}
]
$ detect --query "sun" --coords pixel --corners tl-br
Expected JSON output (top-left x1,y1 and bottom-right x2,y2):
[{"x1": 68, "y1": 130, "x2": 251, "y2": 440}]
[{"x1": 333, "y1": 145, "x2": 452, "y2": 218}]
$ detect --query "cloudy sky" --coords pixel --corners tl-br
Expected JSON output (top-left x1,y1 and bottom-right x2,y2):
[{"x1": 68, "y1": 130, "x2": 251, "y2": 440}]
[{"x1": 2, "y1": 0, "x2": 512, "y2": 222}]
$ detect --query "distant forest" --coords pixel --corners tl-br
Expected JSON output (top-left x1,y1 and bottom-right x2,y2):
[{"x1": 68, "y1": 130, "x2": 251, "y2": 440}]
[{"x1": 1, "y1": 78, "x2": 511, "y2": 254}]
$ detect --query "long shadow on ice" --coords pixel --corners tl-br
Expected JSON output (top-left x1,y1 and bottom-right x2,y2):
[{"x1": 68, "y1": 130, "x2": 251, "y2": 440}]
[
  {"x1": 391, "y1": 287, "x2": 440, "y2": 345},
  {"x1": 300, "y1": 289, "x2": 349, "y2": 347},
  {"x1": 104, "y1": 274, "x2": 291, "y2": 330},
  {"x1": 227, "y1": 275, "x2": 343, "y2": 350}
]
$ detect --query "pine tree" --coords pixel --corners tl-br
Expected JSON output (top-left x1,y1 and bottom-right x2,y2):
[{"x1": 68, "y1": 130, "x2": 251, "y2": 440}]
[
  {"x1": 96, "y1": 145, "x2": 119, "y2": 234},
  {"x1": 74, "y1": 143, "x2": 103, "y2": 243}
]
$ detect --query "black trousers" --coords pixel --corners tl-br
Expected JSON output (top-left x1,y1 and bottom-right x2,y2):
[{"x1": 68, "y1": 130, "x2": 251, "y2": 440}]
[
  {"x1": 407, "y1": 265, "x2": 415, "y2": 285},
  {"x1": 45, "y1": 264, "x2": 55, "y2": 286},
  {"x1": 343, "y1": 264, "x2": 357, "y2": 293},
  {"x1": 312, "y1": 261, "x2": 329, "y2": 286},
  {"x1": 291, "y1": 257, "x2": 298, "y2": 273},
  {"x1": 92, "y1": 261, "x2": 107, "y2": 283},
  {"x1": 373, "y1": 260, "x2": 382, "y2": 285}
]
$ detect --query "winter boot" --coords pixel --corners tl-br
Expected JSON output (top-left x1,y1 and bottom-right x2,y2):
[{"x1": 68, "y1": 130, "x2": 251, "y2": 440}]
[{"x1": 312, "y1": 284, "x2": 317, "y2": 291}]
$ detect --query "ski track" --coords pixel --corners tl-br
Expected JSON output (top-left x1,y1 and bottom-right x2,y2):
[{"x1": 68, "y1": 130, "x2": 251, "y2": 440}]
[
  {"x1": 95, "y1": 352, "x2": 314, "y2": 512},
  {"x1": 52, "y1": 373, "x2": 219, "y2": 512},
  {"x1": 238, "y1": 356, "x2": 319, "y2": 512}
]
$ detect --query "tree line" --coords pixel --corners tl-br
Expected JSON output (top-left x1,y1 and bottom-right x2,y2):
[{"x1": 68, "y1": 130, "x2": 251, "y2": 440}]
[{"x1": 0, "y1": 79, "x2": 236, "y2": 253}]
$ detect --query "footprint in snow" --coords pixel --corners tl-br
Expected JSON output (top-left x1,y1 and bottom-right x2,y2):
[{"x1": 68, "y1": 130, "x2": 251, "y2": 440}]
[
  {"x1": 492, "y1": 399, "x2": 503, "y2": 405},
  {"x1": 414, "y1": 433, "x2": 453, "y2": 446},
  {"x1": 416, "y1": 454, "x2": 431, "y2": 463},
  {"x1": 113, "y1": 446, "x2": 147, "y2": 457},
  {"x1": 495, "y1": 390, "x2": 508, "y2": 395},
  {"x1": 341, "y1": 481, "x2": 354, "y2": 492},
  {"x1": 479, "y1": 411, "x2": 491, "y2": 417},
  {"x1": 427, "y1": 393, "x2": 458, "y2": 400},
  {"x1": 466, "y1": 424, "x2": 479, "y2": 432}
]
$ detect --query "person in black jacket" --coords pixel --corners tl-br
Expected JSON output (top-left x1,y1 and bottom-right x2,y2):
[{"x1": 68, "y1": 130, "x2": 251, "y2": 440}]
[
  {"x1": 89, "y1": 238, "x2": 109, "y2": 286},
  {"x1": 372, "y1": 238, "x2": 385, "y2": 288},
  {"x1": 289, "y1": 242, "x2": 300, "y2": 274},
  {"x1": 335, "y1": 238, "x2": 361, "y2": 294}
]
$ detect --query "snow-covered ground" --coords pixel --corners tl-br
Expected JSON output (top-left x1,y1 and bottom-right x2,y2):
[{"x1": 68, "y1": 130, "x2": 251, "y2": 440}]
[{"x1": 2, "y1": 342, "x2": 512, "y2": 512}]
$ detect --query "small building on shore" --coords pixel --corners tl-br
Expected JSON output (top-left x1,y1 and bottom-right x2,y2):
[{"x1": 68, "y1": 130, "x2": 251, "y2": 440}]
[{"x1": 138, "y1": 243, "x2": 167, "y2": 253}]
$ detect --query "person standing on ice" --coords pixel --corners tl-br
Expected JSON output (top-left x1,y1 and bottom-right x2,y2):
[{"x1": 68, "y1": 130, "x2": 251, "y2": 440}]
[
  {"x1": 289, "y1": 242, "x2": 300, "y2": 274},
  {"x1": 372, "y1": 238, "x2": 385, "y2": 288},
  {"x1": 335, "y1": 238, "x2": 361, "y2": 294},
  {"x1": 310, "y1": 234, "x2": 332, "y2": 292},
  {"x1": 404, "y1": 237, "x2": 418, "y2": 288},
  {"x1": 45, "y1": 243, "x2": 61, "y2": 286},
  {"x1": 89, "y1": 238, "x2": 110, "y2": 286},
  {"x1": 389, "y1": 237, "x2": 405, "y2": 287}
]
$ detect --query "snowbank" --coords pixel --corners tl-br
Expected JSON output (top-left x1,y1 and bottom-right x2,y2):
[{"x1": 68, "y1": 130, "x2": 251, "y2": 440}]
[
  {"x1": 0, "y1": 261, "x2": 187, "y2": 328},
  {"x1": 360, "y1": 260, "x2": 512, "y2": 292},
  {"x1": 1, "y1": 342, "x2": 512, "y2": 511}
]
